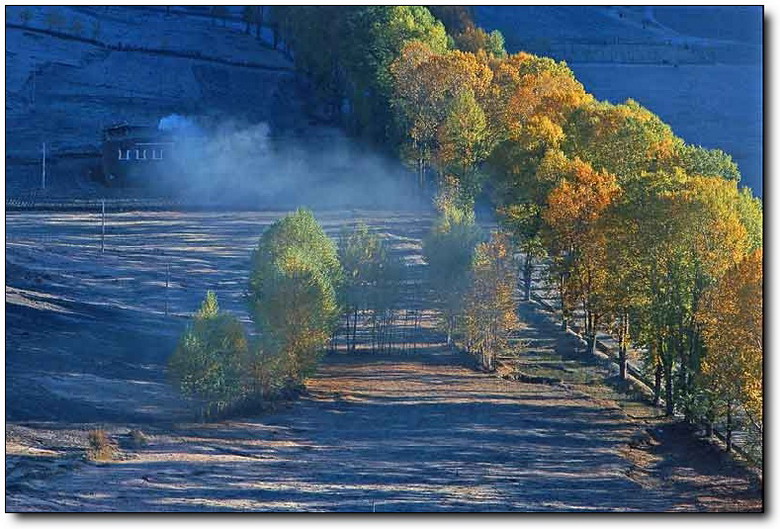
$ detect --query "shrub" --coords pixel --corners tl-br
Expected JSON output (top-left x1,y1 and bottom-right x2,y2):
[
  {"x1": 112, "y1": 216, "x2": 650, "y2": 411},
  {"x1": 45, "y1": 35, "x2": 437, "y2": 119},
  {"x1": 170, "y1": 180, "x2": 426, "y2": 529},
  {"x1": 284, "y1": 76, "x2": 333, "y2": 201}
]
[
  {"x1": 86, "y1": 429, "x2": 119, "y2": 462},
  {"x1": 168, "y1": 291, "x2": 251, "y2": 418}
]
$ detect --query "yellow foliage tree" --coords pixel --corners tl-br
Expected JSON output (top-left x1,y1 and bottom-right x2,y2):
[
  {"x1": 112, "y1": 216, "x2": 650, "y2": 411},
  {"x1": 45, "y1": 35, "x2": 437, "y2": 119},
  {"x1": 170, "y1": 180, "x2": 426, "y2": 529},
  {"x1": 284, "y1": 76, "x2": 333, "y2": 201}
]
[
  {"x1": 390, "y1": 41, "x2": 493, "y2": 189},
  {"x1": 697, "y1": 249, "x2": 762, "y2": 450},
  {"x1": 463, "y1": 231, "x2": 520, "y2": 371},
  {"x1": 542, "y1": 151, "x2": 619, "y2": 350}
]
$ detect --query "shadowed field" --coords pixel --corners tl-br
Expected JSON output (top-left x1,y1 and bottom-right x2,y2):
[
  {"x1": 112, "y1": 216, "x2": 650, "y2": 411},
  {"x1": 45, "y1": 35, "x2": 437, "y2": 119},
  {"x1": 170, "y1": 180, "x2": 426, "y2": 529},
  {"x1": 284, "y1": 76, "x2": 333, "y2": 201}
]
[{"x1": 5, "y1": 209, "x2": 761, "y2": 511}]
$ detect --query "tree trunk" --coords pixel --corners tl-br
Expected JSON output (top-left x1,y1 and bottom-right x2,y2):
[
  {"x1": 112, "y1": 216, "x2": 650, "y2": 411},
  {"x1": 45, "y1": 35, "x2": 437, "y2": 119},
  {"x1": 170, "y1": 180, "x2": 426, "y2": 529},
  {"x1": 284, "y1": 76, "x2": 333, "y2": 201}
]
[
  {"x1": 653, "y1": 359, "x2": 662, "y2": 406},
  {"x1": 559, "y1": 275, "x2": 567, "y2": 331},
  {"x1": 618, "y1": 312, "x2": 628, "y2": 380},
  {"x1": 726, "y1": 401, "x2": 733, "y2": 452},
  {"x1": 664, "y1": 361, "x2": 674, "y2": 416},
  {"x1": 586, "y1": 333, "x2": 596, "y2": 356},
  {"x1": 585, "y1": 311, "x2": 597, "y2": 356},
  {"x1": 523, "y1": 252, "x2": 532, "y2": 302},
  {"x1": 417, "y1": 156, "x2": 425, "y2": 191},
  {"x1": 351, "y1": 306, "x2": 358, "y2": 353}
]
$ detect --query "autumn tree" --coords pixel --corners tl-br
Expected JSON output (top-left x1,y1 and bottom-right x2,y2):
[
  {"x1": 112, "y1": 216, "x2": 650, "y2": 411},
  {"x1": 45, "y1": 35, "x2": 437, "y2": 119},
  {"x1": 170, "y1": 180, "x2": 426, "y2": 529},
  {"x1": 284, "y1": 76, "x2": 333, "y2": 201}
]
[
  {"x1": 168, "y1": 291, "x2": 250, "y2": 418},
  {"x1": 338, "y1": 223, "x2": 404, "y2": 352},
  {"x1": 542, "y1": 151, "x2": 619, "y2": 353},
  {"x1": 628, "y1": 172, "x2": 749, "y2": 415},
  {"x1": 675, "y1": 143, "x2": 741, "y2": 182},
  {"x1": 735, "y1": 186, "x2": 763, "y2": 252},
  {"x1": 271, "y1": 6, "x2": 448, "y2": 141},
  {"x1": 562, "y1": 99, "x2": 681, "y2": 185},
  {"x1": 697, "y1": 249, "x2": 762, "y2": 451},
  {"x1": 486, "y1": 53, "x2": 592, "y2": 293},
  {"x1": 390, "y1": 42, "x2": 492, "y2": 191},
  {"x1": 463, "y1": 231, "x2": 520, "y2": 371},
  {"x1": 423, "y1": 182, "x2": 483, "y2": 345},
  {"x1": 436, "y1": 88, "x2": 494, "y2": 206},
  {"x1": 598, "y1": 190, "x2": 649, "y2": 380},
  {"x1": 248, "y1": 209, "x2": 343, "y2": 384},
  {"x1": 454, "y1": 26, "x2": 507, "y2": 57}
]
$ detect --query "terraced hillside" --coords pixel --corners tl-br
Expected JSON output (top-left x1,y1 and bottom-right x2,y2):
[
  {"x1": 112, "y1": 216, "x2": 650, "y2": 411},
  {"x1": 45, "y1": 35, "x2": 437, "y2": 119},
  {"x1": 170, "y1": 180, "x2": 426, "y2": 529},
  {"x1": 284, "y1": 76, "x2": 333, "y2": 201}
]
[{"x1": 5, "y1": 6, "x2": 306, "y2": 197}]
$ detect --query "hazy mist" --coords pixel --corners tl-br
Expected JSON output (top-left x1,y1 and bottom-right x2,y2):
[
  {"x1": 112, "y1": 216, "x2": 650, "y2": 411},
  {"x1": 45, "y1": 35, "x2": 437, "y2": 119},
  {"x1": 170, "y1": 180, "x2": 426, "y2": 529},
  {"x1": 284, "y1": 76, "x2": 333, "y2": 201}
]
[{"x1": 154, "y1": 114, "x2": 427, "y2": 211}]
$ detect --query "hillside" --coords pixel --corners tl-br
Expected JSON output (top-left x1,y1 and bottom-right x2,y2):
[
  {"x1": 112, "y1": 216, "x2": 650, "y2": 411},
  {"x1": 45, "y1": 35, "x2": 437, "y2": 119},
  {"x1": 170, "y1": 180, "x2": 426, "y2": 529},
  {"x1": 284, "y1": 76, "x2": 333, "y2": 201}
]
[
  {"x1": 4, "y1": 6, "x2": 309, "y2": 197},
  {"x1": 475, "y1": 5, "x2": 763, "y2": 195}
]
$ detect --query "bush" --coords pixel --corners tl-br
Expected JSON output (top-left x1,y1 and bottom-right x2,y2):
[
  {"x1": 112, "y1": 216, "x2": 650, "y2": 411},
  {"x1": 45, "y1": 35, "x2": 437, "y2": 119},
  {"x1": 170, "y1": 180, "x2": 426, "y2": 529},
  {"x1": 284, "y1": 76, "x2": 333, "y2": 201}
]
[
  {"x1": 86, "y1": 429, "x2": 119, "y2": 462},
  {"x1": 168, "y1": 291, "x2": 251, "y2": 418}
]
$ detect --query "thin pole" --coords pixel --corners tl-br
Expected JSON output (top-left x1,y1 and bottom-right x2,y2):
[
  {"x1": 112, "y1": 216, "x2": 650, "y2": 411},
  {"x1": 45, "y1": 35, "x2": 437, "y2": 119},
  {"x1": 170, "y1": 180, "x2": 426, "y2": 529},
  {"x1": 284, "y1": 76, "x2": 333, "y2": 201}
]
[
  {"x1": 165, "y1": 262, "x2": 170, "y2": 316},
  {"x1": 41, "y1": 142, "x2": 46, "y2": 190},
  {"x1": 100, "y1": 199, "x2": 106, "y2": 254}
]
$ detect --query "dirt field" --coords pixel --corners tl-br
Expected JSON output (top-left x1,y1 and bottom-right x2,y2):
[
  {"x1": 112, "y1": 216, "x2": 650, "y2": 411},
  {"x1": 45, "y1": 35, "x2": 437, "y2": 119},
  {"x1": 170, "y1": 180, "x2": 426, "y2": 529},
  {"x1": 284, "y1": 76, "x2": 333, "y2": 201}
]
[{"x1": 5, "y1": 209, "x2": 762, "y2": 511}]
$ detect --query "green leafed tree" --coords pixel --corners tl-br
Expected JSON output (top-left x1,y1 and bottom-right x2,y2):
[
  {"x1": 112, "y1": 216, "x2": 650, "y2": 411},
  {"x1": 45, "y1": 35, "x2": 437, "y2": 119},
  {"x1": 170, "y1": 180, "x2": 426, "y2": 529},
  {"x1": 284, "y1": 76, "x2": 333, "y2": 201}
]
[
  {"x1": 168, "y1": 291, "x2": 250, "y2": 418},
  {"x1": 248, "y1": 209, "x2": 343, "y2": 383},
  {"x1": 424, "y1": 183, "x2": 483, "y2": 345}
]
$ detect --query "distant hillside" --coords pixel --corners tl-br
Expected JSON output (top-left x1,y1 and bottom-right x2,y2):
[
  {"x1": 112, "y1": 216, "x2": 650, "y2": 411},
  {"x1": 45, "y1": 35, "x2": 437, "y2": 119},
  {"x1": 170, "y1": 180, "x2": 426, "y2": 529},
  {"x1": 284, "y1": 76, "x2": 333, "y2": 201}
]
[
  {"x1": 475, "y1": 5, "x2": 763, "y2": 195},
  {"x1": 5, "y1": 6, "x2": 311, "y2": 197}
]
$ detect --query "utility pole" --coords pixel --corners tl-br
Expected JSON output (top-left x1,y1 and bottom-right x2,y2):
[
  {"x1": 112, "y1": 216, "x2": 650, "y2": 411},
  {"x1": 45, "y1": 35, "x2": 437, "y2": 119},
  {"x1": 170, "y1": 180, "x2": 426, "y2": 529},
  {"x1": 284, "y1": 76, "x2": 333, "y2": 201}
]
[
  {"x1": 100, "y1": 199, "x2": 106, "y2": 253},
  {"x1": 41, "y1": 142, "x2": 46, "y2": 190}
]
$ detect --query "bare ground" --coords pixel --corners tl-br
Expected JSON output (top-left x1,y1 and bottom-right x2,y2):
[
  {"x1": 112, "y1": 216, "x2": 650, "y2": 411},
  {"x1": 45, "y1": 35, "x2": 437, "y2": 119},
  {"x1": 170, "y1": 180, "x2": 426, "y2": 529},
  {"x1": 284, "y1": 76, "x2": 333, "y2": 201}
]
[{"x1": 5, "y1": 209, "x2": 762, "y2": 511}]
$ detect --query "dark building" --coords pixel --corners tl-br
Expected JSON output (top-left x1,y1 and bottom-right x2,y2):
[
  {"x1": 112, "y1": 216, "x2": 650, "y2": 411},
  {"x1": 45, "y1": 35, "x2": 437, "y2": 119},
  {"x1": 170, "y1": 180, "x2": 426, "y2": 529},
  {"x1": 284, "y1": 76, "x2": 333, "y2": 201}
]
[{"x1": 101, "y1": 123, "x2": 174, "y2": 186}]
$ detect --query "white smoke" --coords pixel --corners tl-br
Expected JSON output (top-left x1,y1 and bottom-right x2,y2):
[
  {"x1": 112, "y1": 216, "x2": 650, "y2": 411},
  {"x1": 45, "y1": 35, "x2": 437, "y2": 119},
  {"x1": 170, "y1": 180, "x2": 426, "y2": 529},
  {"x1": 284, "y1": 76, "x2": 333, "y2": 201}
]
[
  {"x1": 152, "y1": 115, "x2": 425, "y2": 210},
  {"x1": 157, "y1": 114, "x2": 205, "y2": 137}
]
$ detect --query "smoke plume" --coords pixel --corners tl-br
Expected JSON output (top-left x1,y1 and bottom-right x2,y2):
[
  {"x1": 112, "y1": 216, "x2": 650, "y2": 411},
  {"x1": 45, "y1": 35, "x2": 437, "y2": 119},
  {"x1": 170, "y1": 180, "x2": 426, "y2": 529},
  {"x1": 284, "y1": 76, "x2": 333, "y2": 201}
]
[{"x1": 152, "y1": 115, "x2": 425, "y2": 211}]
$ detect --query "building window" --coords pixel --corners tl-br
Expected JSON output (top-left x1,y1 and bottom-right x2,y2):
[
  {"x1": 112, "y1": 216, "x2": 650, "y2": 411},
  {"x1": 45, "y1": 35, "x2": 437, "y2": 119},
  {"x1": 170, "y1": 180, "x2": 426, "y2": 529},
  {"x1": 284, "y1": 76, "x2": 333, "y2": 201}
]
[
  {"x1": 152, "y1": 148, "x2": 164, "y2": 160},
  {"x1": 118, "y1": 149, "x2": 131, "y2": 160}
]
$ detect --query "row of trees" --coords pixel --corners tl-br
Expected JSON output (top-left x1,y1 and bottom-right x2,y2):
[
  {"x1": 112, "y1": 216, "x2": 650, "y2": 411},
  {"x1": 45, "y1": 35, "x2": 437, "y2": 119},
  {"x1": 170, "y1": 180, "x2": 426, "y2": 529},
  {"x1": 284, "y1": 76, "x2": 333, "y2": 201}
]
[
  {"x1": 173, "y1": 8, "x2": 762, "y2": 448},
  {"x1": 383, "y1": 13, "x2": 762, "y2": 446},
  {"x1": 169, "y1": 211, "x2": 410, "y2": 417},
  {"x1": 424, "y1": 187, "x2": 519, "y2": 371},
  {"x1": 169, "y1": 209, "x2": 343, "y2": 417}
]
